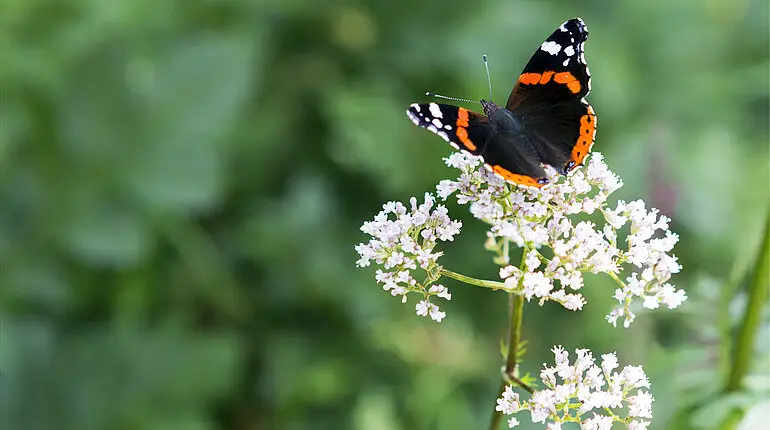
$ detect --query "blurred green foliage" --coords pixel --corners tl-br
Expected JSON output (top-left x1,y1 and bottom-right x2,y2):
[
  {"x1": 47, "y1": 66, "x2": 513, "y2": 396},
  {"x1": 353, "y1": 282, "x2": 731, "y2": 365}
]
[{"x1": 1, "y1": 0, "x2": 768, "y2": 429}]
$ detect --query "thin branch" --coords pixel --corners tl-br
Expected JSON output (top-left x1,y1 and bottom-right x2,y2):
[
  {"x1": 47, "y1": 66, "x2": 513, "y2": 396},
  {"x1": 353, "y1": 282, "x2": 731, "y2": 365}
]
[
  {"x1": 607, "y1": 271, "x2": 626, "y2": 289},
  {"x1": 489, "y1": 293, "x2": 526, "y2": 430},
  {"x1": 508, "y1": 375, "x2": 535, "y2": 394},
  {"x1": 440, "y1": 268, "x2": 507, "y2": 290}
]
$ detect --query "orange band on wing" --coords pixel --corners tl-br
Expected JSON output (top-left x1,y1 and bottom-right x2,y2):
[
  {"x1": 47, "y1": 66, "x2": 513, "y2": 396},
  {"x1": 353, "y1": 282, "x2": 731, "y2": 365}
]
[
  {"x1": 492, "y1": 165, "x2": 545, "y2": 188},
  {"x1": 520, "y1": 71, "x2": 580, "y2": 93},
  {"x1": 455, "y1": 108, "x2": 476, "y2": 150},
  {"x1": 457, "y1": 107, "x2": 469, "y2": 127},
  {"x1": 519, "y1": 73, "x2": 542, "y2": 85},
  {"x1": 554, "y1": 72, "x2": 581, "y2": 94},
  {"x1": 571, "y1": 108, "x2": 596, "y2": 166},
  {"x1": 456, "y1": 126, "x2": 476, "y2": 151}
]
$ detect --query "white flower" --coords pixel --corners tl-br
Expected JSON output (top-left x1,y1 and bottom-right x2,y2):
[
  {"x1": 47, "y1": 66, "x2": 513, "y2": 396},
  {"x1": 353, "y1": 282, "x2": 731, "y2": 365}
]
[
  {"x1": 522, "y1": 272, "x2": 554, "y2": 299},
  {"x1": 497, "y1": 347, "x2": 654, "y2": 429},
  {"x1": 620, "y1": 365, "x2": 651, "y2": 389},
  {"x1": 415, "y1": 300, "x2": 430, "y2": 317},
  {"x1": 627, "y1": 391, "x2": 654, "y2": 418},
  {"x1": 360, "y1": 150, "x2": 684, "y2": 328},
  {"x1": 436, "y1": 180, "x2": 458, "y2": 199},
  {"x1": 525, "y1": 250, "x2": 541, "y2": 271},
  {"x1": 356, "y1": 193, "x2": 461, "y2": 322},
  {"x1": 601, "y1": 353, "x2": 619, "y2": 373},
  {"x1": 415, "y1": 300, "x2": 446, "y2": 322},
  {"x1": 581, "y1": 414, "x2": 614, "y2": 430},
  {"x1": 436, "y1": 152, "x2": 684, "y2": 325},
  {"x1": 429, "y1": 305, "x2": 446, "y2": 322},
  {"x1": 428, "y1": 284, "x2": 451, "y2": 300},
  {"x1": 496, "y1": 385, "x2": 521, "y2": 415}
]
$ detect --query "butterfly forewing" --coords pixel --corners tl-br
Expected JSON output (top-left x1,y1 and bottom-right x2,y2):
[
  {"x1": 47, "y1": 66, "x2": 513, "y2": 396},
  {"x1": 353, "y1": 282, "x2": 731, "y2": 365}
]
[
  {"x1": 406, "y1": 103, "x2": 492, "y2": 155},
  {"x1": 506, "y1": 18, "x2": 592, "y2": 111},
  {"x1": 505, "y1": 17, "x2": 596, "y2": 173}
]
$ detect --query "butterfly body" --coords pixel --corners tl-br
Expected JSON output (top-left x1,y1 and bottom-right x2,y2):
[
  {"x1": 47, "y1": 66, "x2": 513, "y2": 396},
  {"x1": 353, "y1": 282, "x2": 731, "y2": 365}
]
[
  {"x1": 481, "y1": 100, "x2": 520, "y2": 135},
  {"x1": 407, "y1": 18, "x2": 596, "y2": 188}
]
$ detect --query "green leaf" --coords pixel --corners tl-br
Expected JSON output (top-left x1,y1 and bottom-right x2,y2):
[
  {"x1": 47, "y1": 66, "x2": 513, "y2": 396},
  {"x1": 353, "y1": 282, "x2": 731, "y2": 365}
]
[
  {"x1": 125, "y1": 35, "x2": 260, "y2": 213},
  {"x1": 0, "y1": 325, "x2": 241, "y2": 430},
  {"x1": 59, "y1": 199, "x2": 152, "y2": 268},
  {"x1": 520, "y1": 372, "x2": 539, "y2": 389},
  {"x1": 690, "y1": 392, "x2": 757, "y2": 429}
]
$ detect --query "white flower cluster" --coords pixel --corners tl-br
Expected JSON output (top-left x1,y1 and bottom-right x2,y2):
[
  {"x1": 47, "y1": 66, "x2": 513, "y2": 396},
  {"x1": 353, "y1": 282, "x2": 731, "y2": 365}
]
[
  {"x1": 437, "y1": 151, "x2": 685, "y2": 326},
  {"x1": 496, "y1": 346, "x2": 654, "y2": 429},
  {"x1": 355, "y1": 193, "x2": 461, "y2": 322},
  {"x1": 604, "y1": 200, "x2": 686, "y2": 327}
]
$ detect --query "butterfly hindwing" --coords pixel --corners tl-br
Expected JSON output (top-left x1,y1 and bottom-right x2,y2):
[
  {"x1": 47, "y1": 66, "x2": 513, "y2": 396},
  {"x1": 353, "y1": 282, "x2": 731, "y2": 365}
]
[
  {"x1": 481, "y1": 134, "x2": 549, "y2": 187},
  {"x1": 521, "y1": 99, "x2": 597, "y2": 173}
]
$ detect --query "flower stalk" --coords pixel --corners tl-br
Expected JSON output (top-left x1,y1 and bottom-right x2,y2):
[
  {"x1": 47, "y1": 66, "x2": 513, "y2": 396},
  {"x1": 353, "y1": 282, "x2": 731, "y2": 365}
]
[
  {"x1": 490, "y1": 293, "x2": 527, "y2": 430},
  {"x1": 440, "y1": 268, "x2": 507, "y2": 290}
]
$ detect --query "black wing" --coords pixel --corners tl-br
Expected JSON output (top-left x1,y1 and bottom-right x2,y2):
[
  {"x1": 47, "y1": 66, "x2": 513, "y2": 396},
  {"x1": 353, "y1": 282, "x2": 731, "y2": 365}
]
[
  {"x1": 406, "y1": 102, "x2": 492, "y2": 154},
  {"x1": 519, "y1": 100, "x2": 596, "y2": 173},
  {"x1": 406, "y1": 102, "x2": 548, "y2": 187},
  {"x1": 506, "y1": 17, "x2": 592, "y2": 111},
  {"x1": 505, "y1": 18, "x2": 596, "y2": 173}
]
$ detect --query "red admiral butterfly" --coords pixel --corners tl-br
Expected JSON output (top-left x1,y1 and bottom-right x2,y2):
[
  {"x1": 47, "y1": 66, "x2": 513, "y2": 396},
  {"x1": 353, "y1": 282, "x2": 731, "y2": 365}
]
[{"x1": 407, "y1": 18, "x2": 596, "y2": 188}]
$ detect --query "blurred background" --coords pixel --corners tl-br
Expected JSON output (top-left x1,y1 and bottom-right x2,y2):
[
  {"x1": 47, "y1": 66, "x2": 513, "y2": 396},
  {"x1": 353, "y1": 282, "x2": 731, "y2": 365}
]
[{"x1": 1, "y1": 0, "x2": 768, "y2": 429}]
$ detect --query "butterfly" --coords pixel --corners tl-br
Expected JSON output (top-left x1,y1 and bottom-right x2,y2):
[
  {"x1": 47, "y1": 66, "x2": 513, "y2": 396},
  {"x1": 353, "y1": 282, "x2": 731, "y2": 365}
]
[{"x1": 406, "y1": 18, "x2": 596, "y2": 188}]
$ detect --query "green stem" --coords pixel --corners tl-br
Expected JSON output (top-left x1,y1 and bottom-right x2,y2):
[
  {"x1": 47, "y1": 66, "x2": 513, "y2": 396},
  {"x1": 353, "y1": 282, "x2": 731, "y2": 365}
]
[
  {"x1": 508, "y1": 374, "x2": 535, "y2": 394},
  {"x1": 506, "y1": 294, "x2": 526, "y2": 377},
  {"x1": 440, "y1": 268, "x2": 507, "y2": 290},
  {"x1": 489, "y1": 381, "x2": 508, "y2": 430},
  {"x1": 725, "y1": 210, "x2": 770, "y2": 392},
  {"x1": 489, "y1": 293, "x2": 526, "y2": 430},
  {"x1": 607, "y1": 271, "x2": 626, "y2": 289}
]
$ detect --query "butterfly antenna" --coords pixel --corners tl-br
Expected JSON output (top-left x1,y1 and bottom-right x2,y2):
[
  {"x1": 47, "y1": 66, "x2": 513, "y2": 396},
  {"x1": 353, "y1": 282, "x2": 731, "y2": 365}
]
[
  {"x1": 483, "y1": 54, "x2": 493, "y2": 100},
  {"x1": 425, "y1": 92, "x2": 477, "y2": 104}
]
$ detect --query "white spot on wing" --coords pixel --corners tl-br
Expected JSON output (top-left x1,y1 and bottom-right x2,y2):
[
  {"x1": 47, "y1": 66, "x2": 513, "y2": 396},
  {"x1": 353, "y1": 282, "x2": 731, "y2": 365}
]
[
  {"x1": 563, "y1": 58, "x2": 570, "y2": 66},
  {"x1": 444, "y1": 124, "x2": 452, "y2": 130},
  {"x1": 564, "y1": 46, "x2": 575, "y2": 56},
  {"x1": 432, "y1": 118, "x2": 443, "y2": 128},
  {"x1": 406, "y1": 110, "x2": 421, "y2": 126},
  {"x1": 411, "y1": 103, "x2": 421, "y2": 112},
  {"x1": 449, "y1": 142, "x2": 460, "y2": 150},
  {"x1": 429, "y1": 103, "x2": 443, "y2": 118},
  {"x1": 540, "y1": 41, "x2": 561, "y2": 55}
]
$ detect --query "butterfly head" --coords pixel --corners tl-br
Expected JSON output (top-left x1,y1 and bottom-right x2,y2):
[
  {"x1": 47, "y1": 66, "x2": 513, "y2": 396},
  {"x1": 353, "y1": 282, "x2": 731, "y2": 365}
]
[{"x1": 480, "y1": 99, "x2": 502, "y2": 117}]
